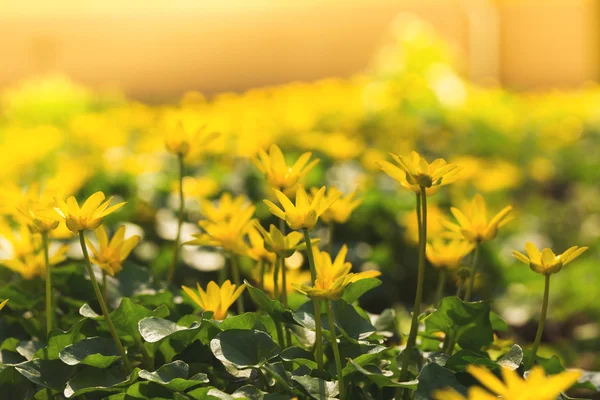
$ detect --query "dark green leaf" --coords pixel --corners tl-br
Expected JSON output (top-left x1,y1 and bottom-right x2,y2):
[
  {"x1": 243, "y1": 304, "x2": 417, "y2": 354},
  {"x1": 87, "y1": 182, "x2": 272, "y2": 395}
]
[
  {"x1": 211, "y1": 329, "x2": 280, "y2": 369},
  {"x1": 59, "y1": 337, "x2": 121, "y2": 368},
  {"x1": 341, "y1": 278, "x2": 382, "y2": 304},
  {"x1": 35, "y1": 318, "x2": 88, "y2": 360},
  {"x1": 187, "y1": 386, "x2": 235, "y2": 399},
  {"x1": 291, "y1": 374, "x2": 338, "y2": 399},
  {"x1": 414, "y1": 364, "x2": 468, "y2": 400},
  {"x1": 14, "y1": 359, "x2": 76, "y2": 390},
  {"x1": 138, "y1": 317, "x2": 202, "y2": 343},
  {"x1": 138, "y1": 360, "x2": 208, "y2": 391},
  {"x1": 245, "y1": 281, "x2": 295, "y2": 324},
  {"x1": 347, "y1": 360, "x2": 417, "y2": 388},
  {"x1": 280, "y1": 346, "x2": 317, "y2": 370},
  {"x1": 63, "y1": 365, "x2": 139, "y2": 398},
  {"x1": 445, "y1": 350, "x2": 498, "y2": 373},
  {"x1": 331, "y1": 300, "x2": 376, "y2": 341}
]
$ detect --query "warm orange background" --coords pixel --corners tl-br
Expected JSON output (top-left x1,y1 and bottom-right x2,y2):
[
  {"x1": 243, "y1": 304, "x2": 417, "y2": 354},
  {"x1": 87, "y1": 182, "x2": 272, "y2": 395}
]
[{"x1": 1, "y1": 0, "x2": 598, "y2": 100}]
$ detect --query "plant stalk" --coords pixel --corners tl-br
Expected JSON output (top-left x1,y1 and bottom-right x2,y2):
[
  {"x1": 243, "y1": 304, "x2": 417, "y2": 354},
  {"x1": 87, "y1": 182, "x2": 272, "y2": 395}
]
[
  {"x1": 79, "y1": 232, "x2": 133, "y2": 373},
  {"x1": 327, "y1": 300, "x2": 345, "y2": 400},
  {"x1": 167, "y1": 153, "x2": 185, "y2": 283},
  {"x1": 230, "y1": 254, "x2": 244, "y2": 314},
  {"x1": 42, "y1": 232, "x2": 53, "y2": 336},
  {"x1": 434, "y1": 268, "x2": 447, "y2": 308},
  {"x1": 464, "y1": 241, "x2": 480, "y2": 302},
  {"x1": 531, "y1": 274, "x2": 551, "y2": 365},
  {"x1": 302, "y1": 228, "x2": 324, "y2": 371}
]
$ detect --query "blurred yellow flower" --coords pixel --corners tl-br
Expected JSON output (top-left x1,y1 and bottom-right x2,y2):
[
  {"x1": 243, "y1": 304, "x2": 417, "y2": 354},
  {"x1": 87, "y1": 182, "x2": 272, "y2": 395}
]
[
  {"x1": 443, "y1": 194, "x2": 512, "y2": 242},
  {"x1": 15, "y1": 183, "x2": 60, "y2": 233},
  {"x1": 434, "y1": 365, "x2": 581, "y2": 400},
  {"x1": 245, "y1": 226, "x2": 276, "y2": 264},
  {"x1": 165, "y1": 120, "x2": 219, "y2": 158},
  {"x1": 512, "y1": 242, "x2": 588, "y2": 275},
  {"x1": 186, "y1": 206, "x2": 255, "y2": 256},
  {"x1": 314, "y1": 187, "x2": 362, "y2": 224},
  {"x1": 2, "y1": 243, "x2": 68, "y2": 280},
  {"x1": 175, "y1": 176, "x2": 219, "y2": 200},
  {"x1": 50, "y1": 192, "x2": 126, "y2": 233},
  {"x1": 426, "y1": 239, "x2": 473, "y2": 270},
  {"x1": 402, "y1": 205, "x2": 447, "y2": 245},
  {"x1": 378, "y1": 151, "x2": 459, "y2": 196},
  {"x1": 253, "y1": 144, "x2": 319, "y2": 190},
  {"x1": 0, "y1": 222, "x2": 40, "y2": 260},
  {"x1": 85, "y1": 226, "x2": 141, "y2": 276},
  {"x1": 182, "y1": 280, "x2": 246, "y2": 320},
  {"x1": 262, "y1": 265, "x2": 311, "y2": 296},
  {"x1": 200, "y1": 193, "x2": 252, "y2": 223},
  {"x1": 253, "y1": 223, "x2": 313, "y2": 257},
  {"x1": 0, "y1": 299, "x2": 7, "y2": 312},
  {"x1": 264, "y1": 186, "x2": 340, "y2": 231},
  {"x1": 294, "y1": 245, "x2": 380, "y2": 300}
]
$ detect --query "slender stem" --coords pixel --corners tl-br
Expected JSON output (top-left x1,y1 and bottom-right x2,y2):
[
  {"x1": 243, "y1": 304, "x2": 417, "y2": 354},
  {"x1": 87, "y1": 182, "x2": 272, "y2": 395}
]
[
  {"x1": 273, "y1": 257, "x2": 280, "y2": 300},
  {"x1": 464, "y1": 241, "x2": 480, "y2": 302},
  {"x1": 328, "y1": 221, "x2": 334, "y2": 255},
  {"x1": 168, "y1": 153, "x2": 185, "y2": 283},
  {"x1": 280, "y1": 255, "x2": 288, "y2": 308},
  {"x1": 434, "y1": 268, "x2": 447, "y2": 308},
  {"x1": 456, "y1": 277, "x2": 464, "y2": 298},
  {"x1": 258, "y1": 260, "x2": 265, "y2": 291},
  {"x1": 302, "y1": 228, "x2": 324, "y2": 371},
  {"x1": 327, "y1": 300, "x2": 345, "y2": 400},
  {"x1": 79, "y1": 232, "x2": 133, "y2": 373},
  {"x1": 400, "y1": 189, "x2": 427, "y2": 390},
  {"x1": 42, "y1": 232, "x2": 53, "y2": 337},
  {"x1": 531, "y1": 274, "x2": 551, "y2": 365},
  {"x1": 134, "y1": 335, "x2": 153, "y2": 370},
  {"x1": 218, "y1": 261, "x2": 227, "y2": 284},
  {"x1": 102, "y1": 271, "x2": 108, "y2": 303},
  {"x1": 274, "y1": 314, "x2": 285, "y2": 349},
  {"x1": 230, "y1": 254, "x2": 244, "y2": 314}
]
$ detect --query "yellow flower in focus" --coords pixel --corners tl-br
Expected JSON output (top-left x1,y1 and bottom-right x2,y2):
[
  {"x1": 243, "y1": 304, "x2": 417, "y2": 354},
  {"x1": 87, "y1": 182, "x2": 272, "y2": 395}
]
[
  {"x1": 186, "y1": 206, "x2": 255, "y2": 256},
  {"x1": 433, "y1": 365, "x2": 581, "y2": 400},
  {"x1": 294, "y1": 245, "x2": 381, "y2": 300},
  {"x1": 253, "y1": 223, "x2": 314, "y2": 258},
  {"x1": 264, "y1": 186, "x2": 340, "y2": 231},
  {"x1": 443, "y1": 194, "x2": 513, "y2": 242},
  {"x1": 253, "y1": 144, "x2": 319, "y2": 190},
  {"x1": 426, "y1": 239, "x2": 474, "y2": 270},
  {"x1": 0, "y1": 299, "x2": 8, "y2": 311},
  {"x1": 50, "y1": 192, "x2": 126, "y2": 233},
  {"x1": 200, "y1": 193, "x2": 252, "y2": 223},
  {"x1": 85, "y1": 226, "x2": 141, "y2": 276},
  {"x1": 246, "y1": 226, "x2": 276, "y2": 264},
  {"x1": 512, "y1": 242, "x2": 588, "y2": 275},
  {"x1": 402, "y1": 205, "x2": 447, "y2": 245},
  {"x1": 377, "y1": 151, "x2": 459, "y2": 196},
  {"x1": 182, "y1": 280, "x2": 246, "y2": 320},
  {"x1": 165, "y1": 121, "x2": 219, "y2": 158},
  {"x1": 313, "y1": 187, "x2": 362, "y2": 224},
  {"x1": 2, "y1": 244, "x2": 68, "y2": 280}
]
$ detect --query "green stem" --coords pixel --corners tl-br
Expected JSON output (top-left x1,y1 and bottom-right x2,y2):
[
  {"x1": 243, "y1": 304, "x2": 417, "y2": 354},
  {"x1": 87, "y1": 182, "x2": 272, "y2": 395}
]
[
  {"x1": 464, "y1": 241, "x2": 480, "y2": 302},
  {"x1": 273, "y1": 257, "x2": 280, "y2": 300},
  {"x1": 328, "y1": 221, "x2": 334, "y2": 255},
  {"x1": 327, "y1": 300, "x2": 345, "y2": 400},
  {"x1": 102, "y1": 271, "x2": 108, "y2": 303},
  {"x1": 168, "y1": 153, "x2": 185, "y2": 283},
  {"x1": 456, "y1": 278, "x2": 464, "y2": 298},
  {"x1": 42, "y1": 232, "x2": 53, "y2": 337},
  {"x1": 530, "y1": 274, "x2": 551, "y2": 366},
  {"x1": 258, "y1": 260, "x2": 265, "y2": 291},
  {"x1": 79, "y1": 232, "x2": 133, "y2": 373},
  {"x1": 280, "y1": 255, "x2": 288, "y2": 308},
  {"x1": 434, "y1": 268, "x2": 447, "y2": 308},
  {"x1": 302, "y1": 228, "x2": 324, "y2": 371},
  {"x1": 134, "y1": 335, "x2": 153, "y2": 370},
  {"x1": 230, "y1": 254, "x2": 244, "y2": 314},
  {"x1": 399, "y1": 189, "x2": 427, "y2": 394}
]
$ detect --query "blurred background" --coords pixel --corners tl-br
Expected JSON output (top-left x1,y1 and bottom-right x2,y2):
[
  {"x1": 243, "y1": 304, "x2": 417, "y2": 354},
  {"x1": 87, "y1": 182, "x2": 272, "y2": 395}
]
[{"x1": 1, "y1": 0, "x2": 600, "y2": 376}]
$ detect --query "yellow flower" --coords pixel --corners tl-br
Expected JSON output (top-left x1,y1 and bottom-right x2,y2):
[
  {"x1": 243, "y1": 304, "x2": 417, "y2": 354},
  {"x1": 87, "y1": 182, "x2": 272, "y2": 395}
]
[
  {"x1": 175, "y1": 176, "x2": 219, "y2": 200},
  {"x1": 294, "y1": 245, "x2": 381, "y2": 300},
  {"x1": 182, "y1": 280, "x2": 246, "y2": 320},
  {"x1": 314, "y1": 187, "x2": 362, "y2": 224},
  {"x1": 2, "y1": 244, "x2": 68, "y2": 280},
  {"x1": 253, "y1": 223, "x2": 314, "y2": 257},
  {"x1": 434, "y1": 365, "x2": 582, "y2": 400},
  {"x1": 85, "y1": 226, "x2": 141, "y2": 276},
  {"x1": 50, "y1": 192, "x2": 126, "y2": 233},
  {"x1": 426, "y1": 239, "x2": 474, "y2": 270},
  {"x1": 512, "y1": 242, "x2": 588, "y2": 275},
  {"x1": 377, "y1": 151, "x2": 459, "y2": 196},
  {"x1": 0, "y1": 299, "x2": 8, "y2": 312},
  {"x1": 165, "y1": 121, "x2": 219, "y2": 158},
  {"x1": 253, "y1": 144, "x2": 319, "y2": 190},
  {"x1": 262, "y1": 265, "x2": 312, "y2": 296},
  {"x1": 200, "y1": 193, "x2": 252, "y2": 223},
  {"x1": 443, "y1": 194, "x2": 513, "y2": 242},
  {"x1": 186, "y1": 205, "x2": 255, "y2": 256},
  {"x1": 246, "y1": 226, "x2": 276, "y2": 264},
  {"x1": 264, "y1": 185, "x2": 341, "y2": 231},
  {"x1": 0, "y1": 222, "x2": 40, "y2": 260},
  {"x1": 402, "y1": 205, "x2": 447, "y2": 245}
]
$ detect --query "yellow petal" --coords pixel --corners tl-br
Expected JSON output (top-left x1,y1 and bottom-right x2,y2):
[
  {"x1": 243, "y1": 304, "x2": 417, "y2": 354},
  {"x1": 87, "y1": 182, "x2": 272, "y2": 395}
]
[
  {"x1": 467, "y1": 365, "x2": 508, "y2": 396},
  {"x1": 81, "y1": 192, "x2": 106, "y2": 216},
  {"x1": 524, "y1": 242, "x2": 541, "y2": 265}
]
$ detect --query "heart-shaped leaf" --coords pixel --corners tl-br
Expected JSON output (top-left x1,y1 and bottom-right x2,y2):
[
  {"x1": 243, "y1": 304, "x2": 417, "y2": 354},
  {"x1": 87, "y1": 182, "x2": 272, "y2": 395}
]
[
  {"x1": 211, "y1": 329, "x2": 280, "y2": 369},
  {"x1": 59, "y1": 337, "x2": 121, "y2": 368},
  {"x1": 138, "y1": 360, "x2": 208, "y2": 391}
]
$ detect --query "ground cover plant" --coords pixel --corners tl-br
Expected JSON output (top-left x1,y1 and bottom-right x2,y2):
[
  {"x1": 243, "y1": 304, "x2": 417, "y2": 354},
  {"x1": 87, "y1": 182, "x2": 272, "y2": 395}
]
[{"x1": 1, "y1": 16, "x2": 600, "y2": 400}]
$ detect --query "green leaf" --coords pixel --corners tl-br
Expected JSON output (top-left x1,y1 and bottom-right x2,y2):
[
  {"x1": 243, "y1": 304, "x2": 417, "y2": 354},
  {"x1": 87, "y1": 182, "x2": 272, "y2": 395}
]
[
  {"x1": 211, "y1": 329, "x2": 280, "y2": 369},
  {"x1": 347, "y1": 359, "x2": 417, "y2": 388},
  {"x1": 63, "y1": 365, "x2": 139, "y2": 398},
  {"x1": 217, "y1": 313, "x2": 260, "y2": 331},
  {"x1": 331, "y1": 300, "x2": 376, "y2": 341},
  {"x1": 423, "y1": 296, "x2": 493, "y2": 351},
  {"x1": 138, "y1": 317, "x2": 202, "y2": 343},
  {"x1": 0, "y1": 366, "x2": 35, "y2": 399},
  {"x1": 59, "y1": 337, "x2": 121, "y2": 368},
  {"x1": 496, "y1": 344, "x2": 523, "y2": 370},
  {"x1": 232, "y1": 385, "x2": 267, "y2": 399},
  {"x1": 245, "y1": 281, "x2": 295, "y2": 324},
  {"x1": 372, "y1": 308, "x2": 397, "y2": 337},
  {"x1": 35, "y1": 318, "x2": 88, "y2": 360},
  {"x1": 490, "y1": 311, "x2": 508, "y2": 332},
  {"x1": 414, "y1": 364, "x2": 468, "y2": 400},
  {"x1": 341, "y1": 278, "x2": 382, "y2": 304},
  {"x1": 16, "y1": 340, "x2": 44, "y2": 361},
  {"x1": 138, "y1": 360, "x2": 208, "y2": 391},
  {"x1": 187, "y1": 386, "x2": 235, "y2": 400},
  {"x1": 280, "y1": 346, "x2": 317, "y2": 370},
  {"x1": 341, "y1": 345, "x2": 388, "y2": 377},
  {"x1": 291, "y1": 374, "x2": 338, "y2": 399},
  {"x1": 445, "y1": 350, "x2": 498, "y2": 373},
  {"x1": 14, "y1": 359, "x2": 76, "y2": 390}
]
